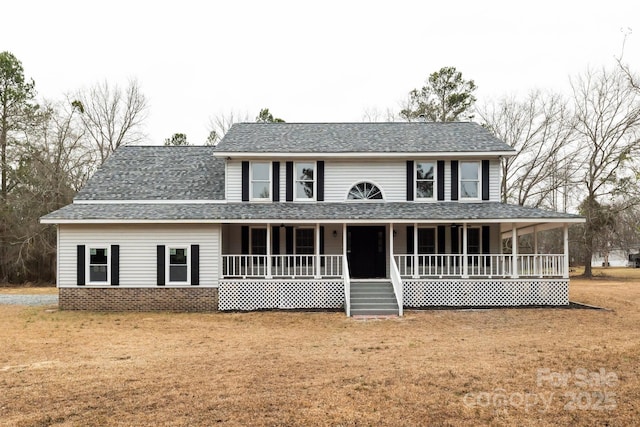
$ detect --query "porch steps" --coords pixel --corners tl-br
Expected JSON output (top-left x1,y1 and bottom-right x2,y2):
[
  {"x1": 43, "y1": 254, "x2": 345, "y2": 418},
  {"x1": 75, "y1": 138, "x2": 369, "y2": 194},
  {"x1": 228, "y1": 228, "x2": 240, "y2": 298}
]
[{"x1": 350, "y1": 281, "x2": 399, "y2": 316}]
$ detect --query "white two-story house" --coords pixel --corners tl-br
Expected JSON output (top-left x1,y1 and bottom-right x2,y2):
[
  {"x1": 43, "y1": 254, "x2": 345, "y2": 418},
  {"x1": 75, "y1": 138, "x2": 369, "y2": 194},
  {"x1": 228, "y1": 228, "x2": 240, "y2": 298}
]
[{"x1": 41, "y1": 122, "x2": 584, "y2": 316}]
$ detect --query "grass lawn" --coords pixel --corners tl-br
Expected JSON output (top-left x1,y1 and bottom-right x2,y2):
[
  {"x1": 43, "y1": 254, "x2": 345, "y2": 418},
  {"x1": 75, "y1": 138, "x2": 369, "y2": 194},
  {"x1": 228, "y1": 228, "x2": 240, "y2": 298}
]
[{"x1": 0, "y1": 269, "x2": 638, "y2": 426}]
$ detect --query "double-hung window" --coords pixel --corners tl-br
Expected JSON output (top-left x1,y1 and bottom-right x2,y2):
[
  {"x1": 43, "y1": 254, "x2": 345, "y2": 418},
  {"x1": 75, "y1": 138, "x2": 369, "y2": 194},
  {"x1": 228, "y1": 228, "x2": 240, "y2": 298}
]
[
  {"x1": 88, "y1": 247, "x2": 109, "y2": 284},
  {"x1": 250, "y1": 228, "x2": 267, "y2": 255},
  {"x1": 417, "y1": 228, "x2": 436, "y2": 254},
  {"x1": 251, "y1": 162, "x2": 271, "y2": 200},
  {"x1": 460, "y1": 161, "x2": 480, "y2": 199},
  {"x1": 295, "y1": 162, "x2": 315, "y2": 200},
  {"x1": 416, "y1": 162, "x2": 435, "y2": 200},
  {"x1": 168, "y1": 247, "x2": 189, "y2": 283},
  {"x1": 295, "y1": 228, "x2": 314, "y2": 254}
]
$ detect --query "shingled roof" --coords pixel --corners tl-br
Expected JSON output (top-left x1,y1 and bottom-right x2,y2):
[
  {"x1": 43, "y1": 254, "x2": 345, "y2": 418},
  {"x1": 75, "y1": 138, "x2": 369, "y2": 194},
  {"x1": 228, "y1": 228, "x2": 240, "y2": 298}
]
[
  {"x1": 74, "y1": 146, "x2": 225, "y2": 201},
  {"x1": 213, "y1": 122, "x2": 516, "y2": 154},
  {"x1": 42, "y1": 202, "x2": 583, "y2": 223}
]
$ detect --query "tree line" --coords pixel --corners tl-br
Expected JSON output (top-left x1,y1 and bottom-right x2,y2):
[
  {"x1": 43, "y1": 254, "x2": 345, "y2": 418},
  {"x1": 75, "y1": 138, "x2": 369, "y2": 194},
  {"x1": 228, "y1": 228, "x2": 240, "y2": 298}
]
[{"x1": 1, "y1": 50, "x2": 639, "y2": 283}]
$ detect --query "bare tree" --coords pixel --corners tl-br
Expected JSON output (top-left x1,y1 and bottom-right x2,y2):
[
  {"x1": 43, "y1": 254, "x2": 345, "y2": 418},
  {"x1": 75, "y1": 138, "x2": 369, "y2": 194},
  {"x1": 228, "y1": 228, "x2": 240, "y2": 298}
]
[
  {"x1": 73, "y1": 79, "x2": 148, "y2": 164},
  {"x1": 477, "y1": 90, "x2": 578, "y2": 209},
  {"x1": 206, "y1": 110, "x2": 249, "y2": 145},
  {"x1": 571, "y1": 67, "x2": 640, "y2": 277},
  {"x1": 3, "y1": 98, "x2": 93, "y2": 282},
  {"x1": 362, "y1": 107, "x2": 399, "y2": 122}
]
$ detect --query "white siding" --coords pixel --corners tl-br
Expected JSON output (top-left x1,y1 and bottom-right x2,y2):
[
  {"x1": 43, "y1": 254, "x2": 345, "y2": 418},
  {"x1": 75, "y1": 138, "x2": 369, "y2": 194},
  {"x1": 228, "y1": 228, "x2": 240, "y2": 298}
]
[
  {"x1": 59, "y1": 224, "x2": 220, "y2": 287},
  {"x1": 325, "y1": 160, "x2": 406, "y2": 202},
  {"x1": 490, "y1": 159, "x2": 501, "y2": 202},
  {"x1": 225, "y1": 158, "x2": 501, "y2": 204},
  {"x1": 226, "y1": 160, "x2": 242, "y2": 202}
]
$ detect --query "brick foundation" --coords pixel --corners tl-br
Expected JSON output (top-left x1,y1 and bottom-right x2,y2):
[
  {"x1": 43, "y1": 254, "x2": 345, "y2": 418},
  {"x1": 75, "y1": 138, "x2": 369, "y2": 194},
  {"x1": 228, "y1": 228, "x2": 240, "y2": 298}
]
[{"x1": 59, "y1": 287, "x2": 219, "y2": 312}]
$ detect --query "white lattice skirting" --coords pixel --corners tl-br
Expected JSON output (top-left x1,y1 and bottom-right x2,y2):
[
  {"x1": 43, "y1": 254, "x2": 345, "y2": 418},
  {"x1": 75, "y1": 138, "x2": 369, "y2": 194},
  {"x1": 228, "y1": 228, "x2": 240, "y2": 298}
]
[
  {"x1": 219, "y1": 280, "x2": 344, "y2": 311},
  {"x1": 403, "y1": 279, "x2": 569, "y2": 307}
]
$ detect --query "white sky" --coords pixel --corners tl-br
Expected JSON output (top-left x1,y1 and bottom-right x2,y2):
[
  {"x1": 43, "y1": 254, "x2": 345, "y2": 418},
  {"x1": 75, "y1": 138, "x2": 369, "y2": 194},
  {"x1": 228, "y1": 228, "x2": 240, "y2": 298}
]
[{"x1": 3, "y1": 0, "x2": 639, "y2": 144}]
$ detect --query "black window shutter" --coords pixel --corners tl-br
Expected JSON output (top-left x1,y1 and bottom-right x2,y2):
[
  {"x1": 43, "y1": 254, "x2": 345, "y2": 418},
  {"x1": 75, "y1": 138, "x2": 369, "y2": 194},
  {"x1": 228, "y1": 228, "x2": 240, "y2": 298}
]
[
  {"x1": 157, "y1": 245, "x2": 165, "y2": 286},
  {"x1": 191, "y1": 244, "x2": 200, "y2": 285},
  {"x1": 317, "y1": 161, "x2": 325, "y2": 201},
  {"x1": 482, "y1": 160, "x2": 490, "y2": 200},
  {"x1": 272, "y1": 226, "x2": 280, "y2": 254},
  {"x1": 111, "y1": 245, "x2": 120, "y2": 286},
  {"x1": 320, "y1": 226, "x2": 325, "y2": 266},
  {"x1": 272, "y1": 161, "x2": 280, "y2": 202},
  {"x1": 437, "y1": 161, "x2": 445, "y2": 201},
  {"x1": 241, "y1": 161, "x2": 249, "y2": 202},
  {"x1": 451, "y1": 160, "x2": 459, "y2": 201},
  {"x1": 437, "y1": 226, "x2": 446, "y2": 253},
  {"x1": 451, "y1": 227, "x2": 459, "y2": 254},
  {"x1": 285, "y1": 161, "x2": 293, "y2": 201},
  {"x1": 406, "y1": 160, "x2": 414, "y2": 201},
  {"x1": 406, "y1": 226, "x2": 414, "y2": 254},
  {"x1": 285, "y1": 226, "x2": 294, "y2": 254},
  {"x1": 482, "y1": 226, "x2": 491, "y2": 253},
  {"x1": 77, "y1": 245, "x2": 85, "y2": 286},
  {"x1": 241, "y1": 226, "x2": 249, "y2": 254}
]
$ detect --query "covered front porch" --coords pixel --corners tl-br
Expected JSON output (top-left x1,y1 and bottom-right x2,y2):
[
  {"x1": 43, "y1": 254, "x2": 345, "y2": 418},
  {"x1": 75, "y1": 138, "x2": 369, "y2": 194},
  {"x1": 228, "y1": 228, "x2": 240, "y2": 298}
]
[{"x1": 218, "y1": 220, "x2": 574, "y2": 315}]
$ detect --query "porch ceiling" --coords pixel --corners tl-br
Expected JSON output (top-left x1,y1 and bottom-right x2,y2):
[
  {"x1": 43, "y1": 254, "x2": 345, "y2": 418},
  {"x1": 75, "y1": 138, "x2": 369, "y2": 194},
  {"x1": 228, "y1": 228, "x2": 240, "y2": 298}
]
[{"x1": 41, "y1": 201, "x2": 584, "y2": 225}]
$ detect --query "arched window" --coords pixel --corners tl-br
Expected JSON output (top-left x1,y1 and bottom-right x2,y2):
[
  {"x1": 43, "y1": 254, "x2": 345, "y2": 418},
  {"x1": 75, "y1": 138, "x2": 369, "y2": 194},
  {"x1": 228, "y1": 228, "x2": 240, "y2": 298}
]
[{"x1": 348, "y1": 182, "x2": 383, "y2": 200}]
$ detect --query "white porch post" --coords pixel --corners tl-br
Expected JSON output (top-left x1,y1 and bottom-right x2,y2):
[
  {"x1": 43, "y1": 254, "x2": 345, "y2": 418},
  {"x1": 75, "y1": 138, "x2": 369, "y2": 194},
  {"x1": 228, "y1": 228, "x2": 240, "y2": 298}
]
[
  {"x1": 533, "y1": 225, "x2": 539, "y2": 277},
  {"x1": 315, "y1": 223, "x2": 321, "y2": 278},
  {"x1": 266, "y1": 224, "x2": 272, "y2": 278},
  {"x1": 511, "y1": 224, "x2": 519, "y2": 278},
  {"x1": 462, "y1": 223, "x2": 468, "y2": 278},
  {"x1": 413, "y1": 222, "x2": 419, "y2": 278},
  {"x1": 389, "y1": 224, "x2": 395, "y2": 275},
  {"x1": 563, "y1": 223, "x2": 569, "y2": 279},
  {"x1": 343, "y1": 223, "x2": 348, "y2": 274}
]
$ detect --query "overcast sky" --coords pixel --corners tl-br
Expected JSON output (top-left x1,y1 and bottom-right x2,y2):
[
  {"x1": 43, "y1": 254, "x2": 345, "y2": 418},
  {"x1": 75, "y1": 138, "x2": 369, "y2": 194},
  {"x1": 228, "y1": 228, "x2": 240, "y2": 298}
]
[{"x1": 3, "y1": 0, "x2": 639, "y2": 144}]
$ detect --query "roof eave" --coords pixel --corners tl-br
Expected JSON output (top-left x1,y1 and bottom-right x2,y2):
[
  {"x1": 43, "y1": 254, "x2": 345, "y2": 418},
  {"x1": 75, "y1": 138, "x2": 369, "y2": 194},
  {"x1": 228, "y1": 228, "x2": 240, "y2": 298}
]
[
  {"x1": 213, "y1": 151, "x2": 517, "y2": 159},
  {"x1": 41, "y1": 217, "x2": 585, "y2": 225}
]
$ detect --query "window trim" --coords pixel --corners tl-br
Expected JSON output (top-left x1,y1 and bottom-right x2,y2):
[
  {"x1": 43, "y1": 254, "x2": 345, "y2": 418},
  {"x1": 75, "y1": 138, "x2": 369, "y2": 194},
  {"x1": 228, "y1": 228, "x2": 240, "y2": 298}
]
[
  {"x1": 86, "y1": 245, "x2": 110, "y2": 285},
  {"x1": 293, "y1": 161, "x2": 316, "y2": 201},
  {"x1": 250, "y1": 161, "x2": 272, "y2": 201},
  {"x1": 459, "y1": 161, "x2": 481, "y2": 200},
  {"x1": 166, "y1": 245, "x2": 190, "y2": 285},
  {"x1": 415, "y1": 161, "x2": 436, "y2": 201}
]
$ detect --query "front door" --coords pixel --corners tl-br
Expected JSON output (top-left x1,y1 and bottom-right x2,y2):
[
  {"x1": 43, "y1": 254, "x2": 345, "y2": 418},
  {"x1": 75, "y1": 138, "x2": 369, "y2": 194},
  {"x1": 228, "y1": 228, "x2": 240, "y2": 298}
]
[{"x1": 347, "y1": 226, "x2": 386, "y2": 278}]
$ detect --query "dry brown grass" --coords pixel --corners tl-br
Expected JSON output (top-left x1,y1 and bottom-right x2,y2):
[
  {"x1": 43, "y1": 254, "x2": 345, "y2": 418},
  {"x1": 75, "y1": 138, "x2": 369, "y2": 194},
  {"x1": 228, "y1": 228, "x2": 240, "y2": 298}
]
[{"x1": 1, "y1": 272, "x2": 638, "y2": 426}]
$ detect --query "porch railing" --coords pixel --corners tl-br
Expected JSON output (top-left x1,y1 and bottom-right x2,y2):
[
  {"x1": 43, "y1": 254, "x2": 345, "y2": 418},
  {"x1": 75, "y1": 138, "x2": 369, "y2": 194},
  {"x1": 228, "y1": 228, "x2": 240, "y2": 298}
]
[
  {"x1": 222, "y1": 254, "x2": 343, "y2": 278},
  {"x1": 389, "y1": 256, "x2": 403, "y2": 316},
  {"x1": 343, "y1": 255, "x2": 351, "y2": 317},
  {"x1": 394, "y1": 254, "x2": 565, "y2": 278}
]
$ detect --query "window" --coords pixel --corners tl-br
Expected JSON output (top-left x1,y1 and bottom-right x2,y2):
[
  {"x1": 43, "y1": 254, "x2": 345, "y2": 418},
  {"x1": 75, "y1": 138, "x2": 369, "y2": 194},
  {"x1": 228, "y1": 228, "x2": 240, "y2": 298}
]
[
  {"x1": 416, "y1": 162, "x2": 435, "y2": 199},
  {"x1": 88, "y1": 247, "x2": 109, "y2": 283},
  {"x1": 467, "y1": 228, "x2": 481, "y2": 254},
  {"x1": 251, "y1": 162, "x2": 271, "y2": 200},
  {"x1": 348, "y1": 182, "x2": 383, "y2": 200},
  {"x1": 295, "y1": 228, "x2": 314, "y2": 254},
  {"x1": 295, "y1": 162, "x2": 315, "y2": 200},
  {"x1": 251, "y1": 228, "x2": 267, "y2": 254},
  {"x1": 418, "y1": 228, "x2": 436, "y2": 254},
  {"x1": 460, "y1": 161, "x2": 480, "y2": 199},
  {"x1": 168, "y1": 247, "x2": 189, "y2": 283}
]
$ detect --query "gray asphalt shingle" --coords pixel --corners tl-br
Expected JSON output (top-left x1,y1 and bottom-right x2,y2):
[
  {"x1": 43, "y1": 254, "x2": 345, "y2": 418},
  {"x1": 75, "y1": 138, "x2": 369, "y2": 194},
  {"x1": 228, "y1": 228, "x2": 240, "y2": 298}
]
[
  {"x1": 75, "y1": 146, "x2": 225, "y2": 201},
  {"x1": 42, "y1": 202, "x2": 582, "y2": 222},
  {"x1": 214, "y1": 122, "x2": 516, "y2": 153}
]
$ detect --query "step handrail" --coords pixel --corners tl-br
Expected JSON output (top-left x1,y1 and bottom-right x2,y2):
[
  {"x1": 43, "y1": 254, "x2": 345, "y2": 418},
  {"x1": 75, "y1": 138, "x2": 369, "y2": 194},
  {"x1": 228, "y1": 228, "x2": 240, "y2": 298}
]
[
  {"x1": 389, "y1": 256, "x2": 403, "y2": 316},
  {"x1": 343, "y1": 255, "x2": 351, "y2": 317}
]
